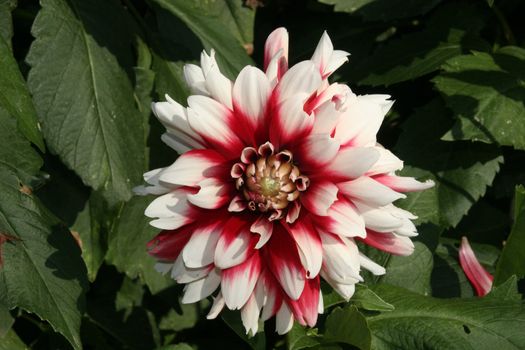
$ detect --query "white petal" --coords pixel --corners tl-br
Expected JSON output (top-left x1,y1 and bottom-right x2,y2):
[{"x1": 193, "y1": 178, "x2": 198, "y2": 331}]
[
  {"x1": 334, "y1": 95, "x2": 393, "y2": 147},
  {"x1": 338, "y1": 176, "x2": 406, "y2": 207},
  {"x1": 159, "y1": 150, "x2": 224, "y2": 187},
  {"x1": 325, "y1": 198, "x2": 367, "y2": 238},
  {"x1": 301, "y1": 134, "x2": 340, "y2": 168},
  {"x1": 205, "y1": 68, "x2": 233, "y2": 109},
  {"x1": 207, "y1": 292, "x2": 225, "y2": 319},
  {"x1": 214, "y1": 226, "x2": 253, "y2": 269},
  {"x1": 233, "y1": 66, "x2": 271, "y2": 129},
  {"x1": 240, "y1": 282, "x2": 265, "y2": 335},
  {"x1": 375, "y1": 175, "x2": 435, "y2": 193},
  {"x1": 326, "y1": 147, "x2": 380, "y2": 180},
  {"x1": 145, "y1": 189, "x2": 195, "y2": 230},
  {"x1": 183, "y1": 64, "x2": 208, "y2": 95},
  {"x1": 324, "y1": 50, "x2": 350, "y2": 77},
  {"x1": 276, "y1": 303, "x2": 294, "y2": 335},
  {"x1": 366, "y1": 147, "x2": 404, "y2": 176},
  {"x1": 355, "y1": 202, "x2": 404, "y2": 233},
  {"x1": 200, "y1": 49, "x2": 218, "y2": 76},
  {"x1": 181, "y1": 269, "x2": 221, "y2": 304},
  {"x1": 278, "y1": 60, "x2": 321, "y2": 102},
  {"x1": 182, "y1": 223, "x2": 221, "y2": 268},
  {"x1": 171, "y1": 256, "x2": 213, "y2": 283},
  {"x1": 320, "y1": 232, "x2": 361, "y2": 283},
  {"x1": 358, "y1": 253, "x2": 386, "y2": 276},
  {"x1": 321, "y1": 271, "x2": 356, "y2": 301},
  {"x1": 187, "y1": 178, "x2": 231, "y2": 209}
]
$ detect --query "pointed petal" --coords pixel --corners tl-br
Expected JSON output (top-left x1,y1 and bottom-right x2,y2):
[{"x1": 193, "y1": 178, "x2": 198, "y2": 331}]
[
  {"x1": 288, "y1": 276, "x2": 320, "y2": 327},
  {"x1": 275, "y1": 303, "x2": 294, "y2": 335},
  {"x1": 264, "y1": 27, "x2": 289, "y2": 71},
  {"x1": 251, "y1": 216, "x2": 274, "y2": 249},
  {"x1": 374, "y1": 175, "x2": 435, "y2": 193},
  {"x1": 338, "y1": 176, "x2": 406, "y2": 207},
  {"x1": 366, "y1": 147, "x2": 403, "y2": 176},
  {"x1": 358, "y1": 252, "x2": 386, "y2": 276},
  {"x1": 233, "y1": 66, "x2": 271, "y2": 131},
  {"x1": 215, "y1": 216, "x2": 256, "y2": 269},
  {"x1": 324, "y1": 147, "x2": 380, "y2": 181},
  {"x1": 354, "y1": 202, "x2": 404, "y2": 233},
  {"x1": 361, "y1": 230, "x2": 415, "y2": 256},
  {"x1": 205, "y1": 68, "x2": 233, "y2": 109},
  {"x1": 320, "y1": 232, "x2": 361, "y2": 283},
  {"x1": 187, "y1": 95, "x2": 244, "y2": 156},
  {"x1": 222, "y1": 252, "x2": 262, "y2": 309},
  {"x1": 181, "y1": 268, "x2": 221, "y2": 304},
  {"x1": 321, "y1": 271, "x2": 356, "y2": 301},
  {"x1": 182, "y1": 221, "x2": 222, "y2": 268},
  {"x1": 265, "y1": 225, "x2": 306, "y2": 300},
  {"x1": 277, "y1": 61, "x2": 322, "y2": 102},
  {"x1": 459, "y1": 237, "x2": 493, "y2": 296},
  {"x1": 207, "y1": 292, "x2": 225, "y2": 319},
  {"x1": 159, "y1": 149, "x2": 226, "y2": 187},
  {"x1": 286, "y1": 218, "x2": 323, "y2": 278},
  {"x1": 145, "y1": 189, "x2": 197, "y2": 230}
]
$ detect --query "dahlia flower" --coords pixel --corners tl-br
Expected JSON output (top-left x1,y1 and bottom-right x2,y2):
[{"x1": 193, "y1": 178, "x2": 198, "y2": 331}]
[{"x1": 136, "y1": 28, "x2": 434, "y2": 335}]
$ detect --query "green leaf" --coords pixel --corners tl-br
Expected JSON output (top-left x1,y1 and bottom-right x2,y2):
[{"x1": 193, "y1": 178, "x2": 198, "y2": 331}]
[
  {"x1": 151, "y1": 0, "x2": 254, "y2": 79},
  {"x1": 351, "y1": 3, "x2": 488, "y2": 86},
  {"x1": 221, "y1": 309, "x2": 266, "y2": 350},
  {"x1": 351, "y1": 285, "x2": 394, "y2": 312},
  {"x1": 435, "y1": 46, "x2": 525, "y2": 150},
  {"x1": 27, "y1": 0, "x2": 146, "y2": 203},
  {"x1": 0, "y1": 300, "x2": 14, "y2": 338},
  {"x1": 487, "y1": 275, "x2": 521, "y2": 301},
  {"x1": 105, "y1": 196, "x2": 174, "y2": 294},
  {"x1": 432, "y1": 237, "x2": 499, "y2": 298},
  {"x1": 324, "y1": 305, "x2": 371, "y2": 350},
  {"x1": 319, "y1": 0, "x2": 442, "y2": 21},
  {"x1": 494, "y1": 185, "x2": 525, "y2": 285},
  {"x1": 0, "y1": 109, "x2": 42, "y2": 184},
  {"x1": 0, "y1": 329, "x2": 28, "y2": 350},
  {"x1": 0, "y1": 35, "x2": 44, "y2": 151},
  {"x1": 115, "y1": 276, "x2": 145, "y2": 320},
  {"x1": 287, "y1": 323, "x2": 322, "y2": 350},
  {"x1": 0, "y1": 170, "x2": 88, "y2": 350},
  {"x1": 395, "y1": 99, "x2": 503, "y2": 228},
  {"x1": 367, "y1": 284, "x2": 525, "y2": 349},
  {"x1": 0, "y1": 0, "x2": 16, "y2": 45},
  {"x1": 159, "y1": 299, "x2": 202, "y2": 332},
  {"x1": 71, "y1": 192, "x2": 107, "y2": 282}
]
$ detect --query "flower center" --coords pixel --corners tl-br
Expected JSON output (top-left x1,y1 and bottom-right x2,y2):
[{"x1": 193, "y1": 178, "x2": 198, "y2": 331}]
[{"x1": 230, "y1": 142, "x2": 310, "y2": 220}]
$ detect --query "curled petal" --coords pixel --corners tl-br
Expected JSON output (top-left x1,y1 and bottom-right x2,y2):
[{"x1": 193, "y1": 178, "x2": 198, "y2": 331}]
[
  {"x1": 459, "y1": 237, "x2": 493, "y2": 296},
  {"x1": 264, "y1": 27, "x2": 289, "y2": 72}
]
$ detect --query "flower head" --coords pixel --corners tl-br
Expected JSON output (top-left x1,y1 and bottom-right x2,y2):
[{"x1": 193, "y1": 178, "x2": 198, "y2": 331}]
[{"x1": 137, "y1": 28, "x2": 434, "y2": 335}]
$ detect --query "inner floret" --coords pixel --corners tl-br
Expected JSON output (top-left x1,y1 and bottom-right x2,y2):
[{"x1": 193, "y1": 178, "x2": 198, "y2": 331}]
[{"x1": 230, "y1": 142, "x2": 309, "y2": 219}]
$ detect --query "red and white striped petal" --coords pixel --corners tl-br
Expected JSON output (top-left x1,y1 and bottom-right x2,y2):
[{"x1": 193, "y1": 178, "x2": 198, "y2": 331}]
[
  {"x1": 147, "y1": 226, "x2": 194, "y2": 261},
  {"x1": 187, "y1": 178, "x2": 232, "y2": 209},
  {"x1": 301, "y1": 181, "x2": 339, "y2": 216},
  {"x1": 270, "y1": 94, "x2": 314, "y2": 148},
  {"x1": 288, "y1": 276, "x2": 320, "y2": 327},
  {"x1": 338, "y1": 176, "x2": 406, "y2": 207},
  {"x1": 374, "y1": 175, "x2": 435, "y2": 193},
  {"x1": 187, "y1": 95, "x2": 244, "y2": 156},
  {"x1": 306, "y1": 83, "x2": 353, "y2": 114},
  {"x1": 311, "y1": 31, "x2": 349, "y2": 78},
  {"x1": 265, "y1": 49, "x2": 285, "y2": 87},
  {"x1": 324, "y1": 147, "x2": 380, "y2": 181},
  {"x1": 233, "y1": 67, "x2": 271, "y2": 132},
  {"x1": 181, "y1": 268, "x2": 221, "y2": 304},
  {"x1": 361, "y1": 230, "x2": 415, "y2": 256},
  {"x1": 159, "y1": 149, "x2": 226, "y2": 187},
  {"x1": 320, "y1": 197, "x2": 367, "y2": 238},
  {"x1": 264, "y1": 27, "x2": 289, "y2": 72},
  {"x1": 334, "y1": 95, "x2": 393, "y2": 147},
  {"x1": 320, "y1": 232, "x2": 361, "y2": 284},
  {"x1": 277, "y1": 60, "x2": 322, "y2": 103},
  {"x1": 251, "y1": 216, "x2": 274, "y2": 249},
  {"x1": 285, "y1": 218, "x2": 323, "y2": 278},
  {"x1": 182, "y1": 221, "x2": 222, "y2": 268},
  {"x1": 459, "y1": 237, "x2": 493, "y2": 296},
  {"x1": 265, "y1": 226, "x2": 306, "y2": 300},
  {"x1": 215, "y1": 216, "x2": 256, "y2": 269},
  {"x1": 358, "y1": 252, "x2": 386, "y2": 276},
  {"x1": 145, "y1": 189, "x2": 197, "y2": 230},
  {"x1": 222, "y1": 252, "x2": 262, "y2": 309}
]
